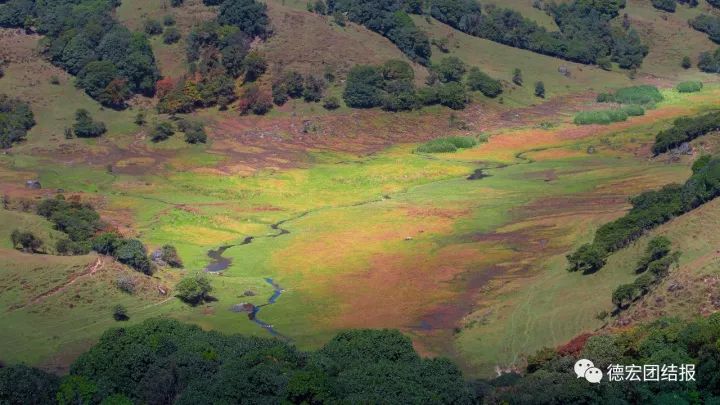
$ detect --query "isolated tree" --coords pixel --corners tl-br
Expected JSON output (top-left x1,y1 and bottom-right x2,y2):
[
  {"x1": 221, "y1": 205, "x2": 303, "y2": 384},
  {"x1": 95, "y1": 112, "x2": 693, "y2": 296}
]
[
  {"x1": 73, "y1": 109, "x2": 106, "y2": 138},
  {"x1": 512, "y1": 68, "x2": 523, "y2": 86},
  {"x1": 112, "y1": 304, "x2": 129, "y2": 321},
  {"x1": 535, "y1": 81, "x2": 545, "y2": 98},
  {"x1": 682, "y1": 56, "x2": 692, "y2": 69},
  {"x1": 114, "y1": 239, "x2": 153, "y2": 275},
  {"x1": 176, "y1": 274, "x2": 213, "y2": 305}
]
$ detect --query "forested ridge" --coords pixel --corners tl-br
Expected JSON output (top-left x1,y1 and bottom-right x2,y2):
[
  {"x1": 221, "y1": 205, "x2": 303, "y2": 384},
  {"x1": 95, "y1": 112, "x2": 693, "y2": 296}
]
[{"x1": 0, "y1": 0, "x2": 159, "y2": 108}]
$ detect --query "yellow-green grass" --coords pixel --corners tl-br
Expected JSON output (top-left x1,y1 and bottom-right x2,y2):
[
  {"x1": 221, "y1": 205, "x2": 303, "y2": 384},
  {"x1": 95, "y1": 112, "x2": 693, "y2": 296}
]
[{"x1": 2, "y1": 66, "x2": 720, "y2": 375}]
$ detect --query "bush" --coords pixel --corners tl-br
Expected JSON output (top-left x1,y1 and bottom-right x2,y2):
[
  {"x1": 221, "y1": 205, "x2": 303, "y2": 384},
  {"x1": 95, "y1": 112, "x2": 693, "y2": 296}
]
[
  {"x1": 112, "y1": 304, "x2": 128, "y2": 321},
  {"x1": 115, "y1": 276, "x2": 136, "y2": 294},
  {"x1": 238, "y1": 84, "x2": 273, "y2": 115},
  {"x1": 175, "y1": 274, "x2": 213, "y2": 305},
  {"x1": 534, "y1": 81, "x2": 545, "y2": 98},
  {"x1": 613, "y1": 85, "x2": 663, "y2": 105},
  {"x1": 438, "y1": 82, "x2": 467, "y2": 110},
  {"x1": 0, "y1": 95, "x2": 35, "y2": 148},
  {"x1": 10, "y1": 229, "x2": 43, "y2": 252},
  {"x1": 0, "y1": 365, "x2": 60, "y2": 405},
  {"x1": 466, "y1": 67, "x2": 502, "y2": 98},
  {"x1": 322, "y1": 96, "x2": 340, "y2": 110},
  {"x1": 163, "y1": 15, "x2": 175, "y2": 26},
  {"x1": 622, "y1": 104, "x2": 645, "y2": 117},
  {"x1": 56, "y1": 238, "x2": 91, "y2": 255},
  {"x1": 114, "y1": 239, "x2": 153, "y2": 275},
  {"x1": 636, "y1": 236, "x2": 671, "y2": 273},
  {"x1": 651, "y1": 0, "x2": 676, "y2": 12},
  {"x1": 681, "y1": 56, "x2": 692, "y2": 69},
  {"x1": 416, "y1": 136, "x2": 476, "y2": 153},
  {"x1": 343, "y1": 65, "x2": 383, "y2": 108},
  {"x1": 433, "y1": 56, "x2": 466, "y2": 83},
  {"x1": 596, "y1": 92, "x2": 616, "y2": 103},
  {"x1": 574, "y1": 109, "x2": 629, "y2": 125},
  {"x1": 73, "y1": 109, "x2": 106, "y2": 138},
  {"x1": 160, "y1": 245, "x2": 183, "y2": 268},
  {"x1": 303, "y1": 75, "x2": 326, "y2": 102},
  {"x1": 512, "y1": 68, "x2": 523, "y2": 86},
  {"x1": 162, "y1": 27, "x2": 181, "y2": 44},
  {"x1": 149, "y1": 121, "x2": 174, "y2": 142},
  {"x1": 676, "y1": 81, "x2": 703, "y2": 93},
  {"x1": 144, "y1": 19, "x2": 163, "y2": 36}
]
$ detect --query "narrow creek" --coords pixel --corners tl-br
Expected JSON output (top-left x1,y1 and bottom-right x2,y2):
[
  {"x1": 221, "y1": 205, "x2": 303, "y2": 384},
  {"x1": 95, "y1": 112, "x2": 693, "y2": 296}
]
[{"x1": 204, "y1": 220, "x2": 294, "y2": 338}]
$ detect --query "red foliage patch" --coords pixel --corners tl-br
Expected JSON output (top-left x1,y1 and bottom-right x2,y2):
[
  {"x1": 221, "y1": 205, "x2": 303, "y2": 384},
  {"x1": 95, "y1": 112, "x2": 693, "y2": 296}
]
[{"x1": 557, "y1": 332, "x2": 593, "y2": 356}]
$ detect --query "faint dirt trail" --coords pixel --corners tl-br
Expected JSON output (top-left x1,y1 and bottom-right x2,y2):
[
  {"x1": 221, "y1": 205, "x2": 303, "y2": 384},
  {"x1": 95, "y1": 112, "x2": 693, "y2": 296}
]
[{"x1": 29, "y1": 257, "x2": 104, "y2": 306}]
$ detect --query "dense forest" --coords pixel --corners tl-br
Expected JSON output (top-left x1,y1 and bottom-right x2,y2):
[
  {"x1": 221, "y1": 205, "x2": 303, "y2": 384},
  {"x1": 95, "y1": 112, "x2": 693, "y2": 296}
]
[
  {"x1": 0, "y1": 0, "x2": 159, "y2": 108},
  {"x1": 428, "y1": 0, "x2": 647, "y2": 69},
  {"x1": 4, "y1": 315, "x2": 720, "y2": 404},
  {"x1": 0, "y1": 319, "x2": 474, "y2": 404}
]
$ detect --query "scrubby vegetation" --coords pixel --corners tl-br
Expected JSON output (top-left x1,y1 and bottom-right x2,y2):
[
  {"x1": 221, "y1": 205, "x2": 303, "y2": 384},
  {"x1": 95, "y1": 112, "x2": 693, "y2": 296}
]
[
  {"x1": 612, "y1": 236, "x2": 679, "y2": 311},
  {"x1": 567, "y1": 155, "x2": 720, "y2": 274},
  {"x1": 34, "y1": 196, "x2": 154, "y2": 274},
  {"x1": 415, "y1": 136, "x2": 477, "y2": 153},
  {"x1": 0, "y1": 318, "x2": 472, "y2": 404},
  {"x1": 494, "y1": 314, "x2": 720, "y2": 403},
  {"x1": 676, "y1": 81, "x2": 703, "y2": 93},
  {"x1": 72, "y1": 109, "x2": 106, "y2": 138},
  {"x1": 0, "y1": 95, "x2": 34, "y2": 148},
  {"x1": 653, "y1": 111, "x2": 720, "y2": 154},
  {"x1": 10, "y1": 229, "x2": 44, "y2": 253},
  {"x1": 0, "y1": 0, "x2": 160, "y2": 107},
  {"x1": 428, "y1": 0, "x2": 647, "y2": 68}
]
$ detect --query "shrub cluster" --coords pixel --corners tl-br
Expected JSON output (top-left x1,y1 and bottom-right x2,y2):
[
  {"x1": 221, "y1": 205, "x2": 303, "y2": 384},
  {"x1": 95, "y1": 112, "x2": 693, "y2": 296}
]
[
  {"x1": 567, "y1": 156, "x2": 720, "y2": 273},
  {"x1": 574, "y1": 105, "x2": 644, "y2": 125},
  {"x1": 272, "y1": 71, "x2": 326, "y2": 105},
  {"x1": 36, "y1": 196, "x2": 154, "y2": 274},
  {"x1": 0, "y1": 0, "x2": 160, "y2": 108},
  {"x1": 0, "y1": 94, "x2": 34, "y2": 148},
  {"x1": 676, "y1": 81, "x2": 703, "y2": 93},
  {"x1": 653, "y1": 111, "x2": 720, "y2": 154},
  {"x1": 611, "y1": 236, "x2": 679, "y2": 310},
  {"x1": 415, "y1": 136, "x2": 477, "y2": 153},
  {"x1": 598, "y1": 85, "x2": 663, "y2": 105},
  {"x1": 343, "y1": 58, "x2": 501, "y2": 111},
  {"x1": 429, "y1": 0, "x2": 647, "y2": 69},
  {"x1": 698, "y1": 48, "x2": 720, "y2": 73},
  {"x1": 690, "y1": 14, "x2": 720, "y2": 44}
]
